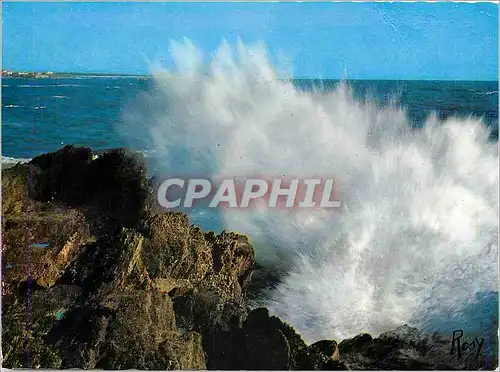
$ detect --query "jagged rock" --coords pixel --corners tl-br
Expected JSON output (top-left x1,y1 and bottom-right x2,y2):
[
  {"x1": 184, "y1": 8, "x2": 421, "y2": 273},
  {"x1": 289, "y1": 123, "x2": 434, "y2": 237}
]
[
  {"x1": 29, "y1": 145, "x2": 93, "y2": 203},
  {"x1": 84, "y1": 148, "x2": 150, "y2": 227},
  {"x1": 171, "y1": 230, "x2": 254, "y2": 334},
  {"x1": 339, "y1": 324, "x2": 498, "y2": 370},
  {"x1": 45, "y1": 289, "x2": 205, "y2": 369},
  {"x1": 2, "y1": 163, "x2": 35, "y2": 215},
  {"x1": 139, "y1": 213, "x2": 213, "y2": 284},
  {"x1": 205, "y1": 230, "x2": 255, "y2": 291},
  {"x1": 296, "y1": 340, "x2": 346, "y2": 370},
  {"x1": 60, "y1": 228, "x2": 149, "y2": 294},
  {"x1": 2, "y1": 208, "x2": 92, "y2": 293},
  {"x1": 26, "y1": 145, "x2": 150, "y2": 227},
  {"x1": 4, "y1": 146, "x2": 495, "y2": 371},
  {"x1": 2, "y1": 161, "x2": 93, "y2": 295},
  {"x1": 202, "y1": 307, "x2": 312, "y2": 370},
  {"x1": 2, "y1": 146, "x2": 255, "y2": 369}
]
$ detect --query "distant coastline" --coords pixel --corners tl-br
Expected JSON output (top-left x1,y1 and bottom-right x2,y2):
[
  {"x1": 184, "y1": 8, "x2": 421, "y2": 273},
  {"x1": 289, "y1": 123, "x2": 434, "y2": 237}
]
[
  {"x1": 2, "y1": 70, "x2": 497, "y2": 82},
  {"x1": 2, "y1": 69, "x2": 151, "y2": 78}
]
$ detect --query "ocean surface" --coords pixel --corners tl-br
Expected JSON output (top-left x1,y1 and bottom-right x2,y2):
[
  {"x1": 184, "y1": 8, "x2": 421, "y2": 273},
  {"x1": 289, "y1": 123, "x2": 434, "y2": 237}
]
[
  {"x1": 2, "y1": 74, "x2": 499, "y2": 353},
  {"x1": 2, "y1": 77, "x2": 498, "y2": 160}
]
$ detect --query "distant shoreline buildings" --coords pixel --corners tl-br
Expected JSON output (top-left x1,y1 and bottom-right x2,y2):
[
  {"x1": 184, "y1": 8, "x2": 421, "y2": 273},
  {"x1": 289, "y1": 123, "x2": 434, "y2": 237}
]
[
  {"x1": 1, "y1": 69, "x2": 153, "y2": 78},
  {"x1": 2, "y1": 70, "x2": 56, "y2": 78}
]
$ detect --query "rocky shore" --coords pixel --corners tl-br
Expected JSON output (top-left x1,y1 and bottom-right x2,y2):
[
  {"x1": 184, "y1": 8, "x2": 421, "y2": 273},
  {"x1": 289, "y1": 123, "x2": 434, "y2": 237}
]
[{"x1": 1, "y1": 146, "x2": 497, "y2": 370}]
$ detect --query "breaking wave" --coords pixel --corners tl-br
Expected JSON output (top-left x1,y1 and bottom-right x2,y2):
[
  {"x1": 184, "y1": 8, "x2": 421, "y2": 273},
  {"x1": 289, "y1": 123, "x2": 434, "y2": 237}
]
[{"x1": 121, "y1": 40, "x2": 498, "y2": 342}]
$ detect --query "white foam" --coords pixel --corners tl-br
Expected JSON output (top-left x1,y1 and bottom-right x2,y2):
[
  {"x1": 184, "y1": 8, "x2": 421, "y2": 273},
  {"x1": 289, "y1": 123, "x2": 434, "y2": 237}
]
[
  {"x1": 121, "y1": 40, "x2": 499, "y2": 342},
  {"x1": 2, "y1": 156, "x2": 30, "y2": 169}
]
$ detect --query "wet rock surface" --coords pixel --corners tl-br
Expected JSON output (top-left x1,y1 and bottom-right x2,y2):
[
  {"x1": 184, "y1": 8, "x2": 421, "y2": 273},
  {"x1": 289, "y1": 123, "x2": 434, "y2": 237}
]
[{"x1": 2, "y1": 146, "x2": 497, "y2": 370}]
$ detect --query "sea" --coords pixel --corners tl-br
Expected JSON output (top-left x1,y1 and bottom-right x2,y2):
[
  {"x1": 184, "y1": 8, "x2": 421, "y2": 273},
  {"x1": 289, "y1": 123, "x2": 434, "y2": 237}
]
[
  {"x1": 2, "y1": 71, "x2": 499, "y2": 359},
  {"x1": 2, "y1": 77, "x2": 498, "y2": 161}
]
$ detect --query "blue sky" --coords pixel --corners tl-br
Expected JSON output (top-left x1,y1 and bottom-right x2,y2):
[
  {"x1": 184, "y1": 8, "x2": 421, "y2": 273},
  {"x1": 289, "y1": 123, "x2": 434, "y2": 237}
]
[{"x1": 2, "y1": 2, "x2": 498, "y2": 80}]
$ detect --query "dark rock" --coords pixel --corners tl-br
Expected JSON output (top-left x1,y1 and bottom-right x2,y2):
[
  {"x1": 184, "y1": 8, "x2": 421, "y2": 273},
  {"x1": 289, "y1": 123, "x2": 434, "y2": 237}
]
[
  {"x1": 339, "y1": 324, "x2": 498, "y2": 370},
  {"x1": 2, "y1": 163, "x2": 36, "y2": 215},
  {"x1": 26, "y1": 145, "x2": 150, "y2": 227},
  {"x1": 338, "y1": 332, "x2": 373, "y2": 354},
  {"x1": 29, "y1": 145, "x2": 93, "y2": 203},
  {"x1": 296, "y1": 340, "x2": 346, "y2": 370},
  {"x1": 47, "y1": 290, "x2": 205, "y2": 369},
  {"x1": 203, "y1": 307, "x2": 310, "y2": 370},
  {"x1": 246, "y1": 261, "x2": 283, "y2": 302},
  {"x1": 84, "y1": 148, "x2": 150, "y2": 227},
  {"x1": 59, "y1": 228, "x2": 147, "y2": 294},
  {"x1": 4, "y1": 146, "x2": 495, "y2": 370}
]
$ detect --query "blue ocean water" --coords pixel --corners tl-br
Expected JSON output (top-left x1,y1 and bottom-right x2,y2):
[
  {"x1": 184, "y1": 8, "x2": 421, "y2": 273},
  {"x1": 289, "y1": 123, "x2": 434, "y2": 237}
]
[
  {"x1": 2, "y1": 76, "x2": 499, "y2": 345},
  {"x1": 2, "y1": 77, "x2": 498, "y2": 160}
]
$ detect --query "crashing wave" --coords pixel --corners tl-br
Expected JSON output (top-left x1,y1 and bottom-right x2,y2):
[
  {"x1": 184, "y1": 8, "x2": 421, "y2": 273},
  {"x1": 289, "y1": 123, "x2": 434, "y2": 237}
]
[{"x1": 120, "y1": 39, "x2": 498, "y2": 342}]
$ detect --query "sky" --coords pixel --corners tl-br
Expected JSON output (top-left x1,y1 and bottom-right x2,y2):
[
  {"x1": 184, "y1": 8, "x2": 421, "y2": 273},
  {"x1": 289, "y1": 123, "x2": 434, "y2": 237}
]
[{"x1": 2, "y1": 2, "x2": 498, "y2": 80}]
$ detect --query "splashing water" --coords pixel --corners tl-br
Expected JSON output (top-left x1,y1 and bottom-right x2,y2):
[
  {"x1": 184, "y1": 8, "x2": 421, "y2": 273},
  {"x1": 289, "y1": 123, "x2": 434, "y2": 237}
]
[{"x1": 122, "y1": 40, "x2": 498, "y2": 342}]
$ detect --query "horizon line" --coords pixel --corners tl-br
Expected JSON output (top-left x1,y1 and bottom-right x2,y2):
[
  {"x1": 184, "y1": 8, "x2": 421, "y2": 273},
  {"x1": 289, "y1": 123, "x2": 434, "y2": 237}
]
[{"x1": 1, "y1": 69, "x2": 499, "y2": 83}]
